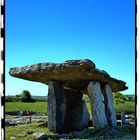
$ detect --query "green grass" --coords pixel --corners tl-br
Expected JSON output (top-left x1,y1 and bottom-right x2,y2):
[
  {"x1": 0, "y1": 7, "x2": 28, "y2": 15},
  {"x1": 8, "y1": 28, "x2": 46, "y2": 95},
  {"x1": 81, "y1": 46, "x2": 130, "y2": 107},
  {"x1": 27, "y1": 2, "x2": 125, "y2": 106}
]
[
  {"x1": 114, "y1": 101, "x2": 135, "y2": 113},
  {"x1": 85, "y1": 101, "x2": 135, "y2": 115},
  {"x1": 5, "y1": 123, "x2": 54, "y2": 140},
  {"x1": 5, "y1": 101, "x2": 135, "y2": 140},
  {"x1": 86, "y1": 102, "x2": 92, "y2": 116},
  {"x1": 5, "y1": 102, "x2": 48, "y2": 113},
  {"x1": 5, "y1": 100, "x2": 135, "y2": 115},
  {"x1": 6, "y1": 123, "x2": 135, "y2": 140}
]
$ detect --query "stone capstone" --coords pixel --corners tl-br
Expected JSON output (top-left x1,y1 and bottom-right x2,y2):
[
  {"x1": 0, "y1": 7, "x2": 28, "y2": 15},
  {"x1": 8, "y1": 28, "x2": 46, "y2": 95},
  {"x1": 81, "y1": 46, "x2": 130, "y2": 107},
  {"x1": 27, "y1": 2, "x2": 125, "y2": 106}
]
[{"x1": 9, "y1": 59, "x2": 128, "y2": 92}]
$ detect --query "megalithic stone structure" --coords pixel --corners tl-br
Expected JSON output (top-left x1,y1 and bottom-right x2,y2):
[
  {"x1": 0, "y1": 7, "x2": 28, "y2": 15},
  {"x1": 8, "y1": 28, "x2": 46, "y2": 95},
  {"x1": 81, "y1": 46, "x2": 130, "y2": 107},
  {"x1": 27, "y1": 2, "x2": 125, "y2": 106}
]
[
  {"x1": 102, "y1": 84, "x2": 117, "y2": 126},
  {"x1": 9, "y1": 59, "x2": 128, "y2": 133},
  {"x1": 63, "y1": 88, "x2": 89, "y2": 131},
  {"x1": 121, "y1": 112, "x2": 127, "y2": 125},
  {"x1": 48, "y1": 81, "x2": 89, "y2": 132},
  {"x1": 48, "y1": 81, "x2": 67, "y2": 132},
  {"x1": 87, "y1": 81, "x2": 108, "y2": 129}
]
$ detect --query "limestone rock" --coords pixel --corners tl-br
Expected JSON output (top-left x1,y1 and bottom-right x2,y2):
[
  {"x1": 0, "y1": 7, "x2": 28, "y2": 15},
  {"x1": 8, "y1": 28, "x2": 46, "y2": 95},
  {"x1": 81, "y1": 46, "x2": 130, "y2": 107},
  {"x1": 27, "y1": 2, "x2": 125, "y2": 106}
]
[
  {"x1": 70, "y1": 128, "x2": 89, "y2": 137},
  {"x1": 17, "y1": 133, "x2": 26, "y2": 137},
  {"x1": 47, "y1": 81, "x2": 66, "y2": 132},
  {"x1": 121, "y1": 112, "x2": 127, "y2": 125},
  {"x1": 10, "y1": 136, "x2": 16, "y2": 140},
  {"x1": 48, "y1": 82, "x2": 89, "y2": 132},
  {"x1": 87, "y1": 81, "x2": 108, "y2": 129},
  {"x1": 9, "y1": 59, "x2": 127, "y2": 92},
  {"x1": 102, "y1": 84, "x2": 117, "y2": 126},
  {"x1": 125, "y1": 114, "x2": 135, "y2": 120},
  {"x1": 26, "y1": 130, "x2": 34, "y2": 135},
  {"x1": 61, "y1": 88, "x2": 89, "y2": 131},
  {"x1": 71, "y1": 100, "x2": 89, "y2": 130},
  {"x1": 32, "y1": 133, "x2": 47, "y2": 140}
]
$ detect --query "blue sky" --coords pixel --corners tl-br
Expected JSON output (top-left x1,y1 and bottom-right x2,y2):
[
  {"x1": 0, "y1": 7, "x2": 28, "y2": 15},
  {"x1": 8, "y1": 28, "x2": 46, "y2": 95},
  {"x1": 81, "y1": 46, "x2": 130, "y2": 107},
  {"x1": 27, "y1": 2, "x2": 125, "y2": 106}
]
[{"x1": 6, "y1": 0, "x2": 135, "y2": 96}]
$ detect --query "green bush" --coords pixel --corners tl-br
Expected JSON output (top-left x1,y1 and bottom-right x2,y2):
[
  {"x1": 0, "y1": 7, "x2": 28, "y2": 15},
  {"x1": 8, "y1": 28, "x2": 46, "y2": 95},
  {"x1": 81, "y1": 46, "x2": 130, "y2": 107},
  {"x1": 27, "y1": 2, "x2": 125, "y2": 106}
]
[
  {"x1": 113, "y1": 92, "x2": 126, "y2": 104},
  {"x1": 33, "y1": 98, "x2": 48, "y2": 102},
  {"x1": 114, "y1": 98, "x2": 125, "y2": 104},
  {"x1": 21, "y1": 90, "x2": 35, "y2": 102},
  {"x1": 5, "y1": 97, "x2": 22, "y2": 102},
  {"x1": 114, "y1": 92, "x2": 126, "y2": 100}
]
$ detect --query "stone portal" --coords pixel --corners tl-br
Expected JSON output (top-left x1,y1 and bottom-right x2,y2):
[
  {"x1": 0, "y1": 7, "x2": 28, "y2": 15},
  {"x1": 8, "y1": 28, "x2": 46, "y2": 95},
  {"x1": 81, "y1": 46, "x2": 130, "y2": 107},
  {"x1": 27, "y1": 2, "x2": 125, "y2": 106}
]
[
  {"x1": 63, "y1": 88, "x2": 89, "y2": 131},
  {"x1": 48, "y1": 81, "x2": 89, "y2": 132},
  {"x1": 9, "y1": 59, "x2": 128, "y2": 132}
]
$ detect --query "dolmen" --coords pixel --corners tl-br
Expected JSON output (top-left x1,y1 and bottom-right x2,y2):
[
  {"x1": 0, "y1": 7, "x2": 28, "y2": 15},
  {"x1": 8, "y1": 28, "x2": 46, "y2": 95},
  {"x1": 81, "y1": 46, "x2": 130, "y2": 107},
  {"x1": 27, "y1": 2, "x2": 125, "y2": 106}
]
[{"x1": 9, "y1": 59, "x2": 128, "y2": 133}]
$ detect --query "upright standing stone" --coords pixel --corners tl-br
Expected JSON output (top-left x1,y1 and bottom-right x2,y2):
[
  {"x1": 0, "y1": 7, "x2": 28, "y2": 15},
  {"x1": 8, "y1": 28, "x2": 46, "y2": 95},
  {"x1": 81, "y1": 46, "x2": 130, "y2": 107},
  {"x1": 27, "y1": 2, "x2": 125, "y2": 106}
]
[
  {"x1": 121, "y1": 112, "x2": 126, "y2": 125},
  {"x1": 71, "y1": 100, "x2": 89, "y2": 130},
  {"x1": 64, "y1": 89, "x2": 89, "y2": 131},
  {"x1": 47, "y1": 81, "x2": 66, "y2": 132},
  {"x1": 102, "y1": 84, "x2": 117, "y2": 126},
  {"x1": 87, "y1": 81, "x2": 108, "y2": 129}
]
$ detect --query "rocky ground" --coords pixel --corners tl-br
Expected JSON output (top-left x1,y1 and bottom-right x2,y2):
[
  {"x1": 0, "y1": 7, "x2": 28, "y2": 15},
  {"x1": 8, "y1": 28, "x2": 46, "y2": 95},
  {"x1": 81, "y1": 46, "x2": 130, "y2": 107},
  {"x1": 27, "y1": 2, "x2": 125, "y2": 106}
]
[
  {"x1": 5, "y1": 112, "x2": 136, "y2": 140},
  {"x1": 5, "y1": 114, "x2": 48, "y2": 127},
  {"x1": 5, "y1": 112, "x2": 135, "y2": 127}
]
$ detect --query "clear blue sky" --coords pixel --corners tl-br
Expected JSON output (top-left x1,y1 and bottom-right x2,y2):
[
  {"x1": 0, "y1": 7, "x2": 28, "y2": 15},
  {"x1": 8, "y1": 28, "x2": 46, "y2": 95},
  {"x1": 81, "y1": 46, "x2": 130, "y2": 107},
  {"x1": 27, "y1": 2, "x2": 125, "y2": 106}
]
[{"x1": 6, "y1": 0, "x2": 135, "y2": 96}]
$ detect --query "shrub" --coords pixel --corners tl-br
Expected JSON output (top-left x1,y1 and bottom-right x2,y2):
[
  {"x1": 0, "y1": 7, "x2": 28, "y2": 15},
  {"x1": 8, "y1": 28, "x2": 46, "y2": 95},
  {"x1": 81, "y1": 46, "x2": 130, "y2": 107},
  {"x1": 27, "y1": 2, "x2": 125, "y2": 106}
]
[
  {"x1": 21, "y1": 90, "x2": 35, "y2": 102},
  {"x1": 5, "y1": 97, "x2": 22, "y2": 102},
  {"x1": 114, "y1": 98, "x2": 125, "y2": 104},
  {"x1": 5, "y1": 97, "x2": 14, "y2": 102},
  {"x1": 33, "y1": 98, "x2": 48, "y2": 102},
  {"x1": 113, "y1": 92, "x2": 126, "y2": 101}
]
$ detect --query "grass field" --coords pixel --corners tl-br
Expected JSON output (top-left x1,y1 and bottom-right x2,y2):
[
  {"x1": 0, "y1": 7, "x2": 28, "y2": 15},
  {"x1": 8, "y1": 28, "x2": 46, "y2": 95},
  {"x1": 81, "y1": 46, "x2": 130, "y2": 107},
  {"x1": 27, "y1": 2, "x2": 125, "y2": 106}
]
[
  {"x1": 87, "y1": 101, "x2": 135, "y2": 114},
  {"x1": 114, "y1": 101, "x2": 135, "y2": 113},
  {"x1": 5, "y1": 101, "x2": 135, "y2": 114},
  {"x1": 6, "y1": 123, "x2": 54, "y2": 140},
  {"x1": 5, "y1": 100, "x2": 135, "y2": 140},
  {"x1": 5, "y1": 102, "x2": 48, "y2": 113}
]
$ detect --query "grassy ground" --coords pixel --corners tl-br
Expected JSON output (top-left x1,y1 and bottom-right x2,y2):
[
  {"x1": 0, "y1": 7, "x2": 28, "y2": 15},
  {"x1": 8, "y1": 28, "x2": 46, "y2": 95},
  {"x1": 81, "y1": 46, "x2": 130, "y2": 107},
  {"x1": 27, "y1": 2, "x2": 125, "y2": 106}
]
[
  {"x1": 5, "y1": 123, "x2": 54, "y2": 140},
  {"x1": 5, "y1": 102, "x2": 48, "y2": 113},
  {"x1": 5, "y1": 101, "x2": 135, "y2": 139},
  {"x1": 5, "y1": 101, "x2": 135, "y2": 114},
  {"x1": 5, "y1": 123, "x2": 135, "y2": 140},
  {"x1": 114, "y1": 101, "x2": 135, "y2": 113},
  {"x1": 86, "y1": 101, "x2": 135, "y2": 116}
]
